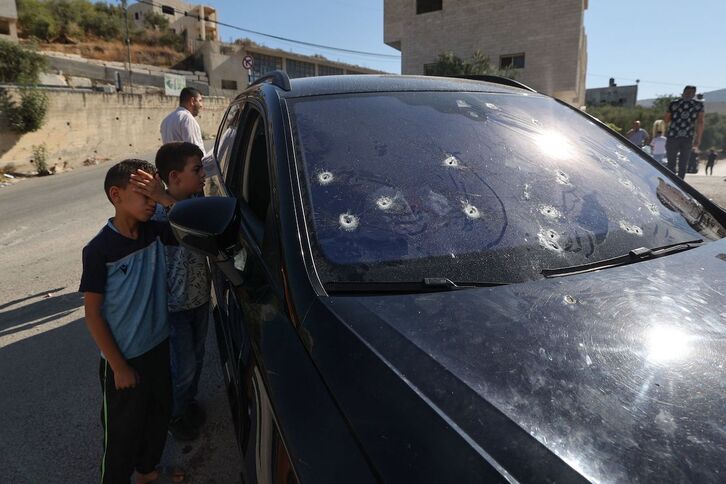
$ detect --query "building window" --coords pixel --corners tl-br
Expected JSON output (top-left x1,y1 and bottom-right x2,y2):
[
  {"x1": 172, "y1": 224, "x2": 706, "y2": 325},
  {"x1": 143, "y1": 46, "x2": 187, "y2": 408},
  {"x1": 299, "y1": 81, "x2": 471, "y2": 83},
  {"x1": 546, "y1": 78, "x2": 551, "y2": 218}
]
[
  {"x1": 0, "y1": 20, "x2": 10, "y2": 35},
  {"x1": 251, "y1": 53, "x2": 283, "y2": 80},
  {"x1": 134, "y1": 12, "x2": 139, "y2": 20},
  {"x1": 161, "y1": 5, "x2": 175, "y2": 15},
  {"x1": 417, "y1": 0, "x2": 442, "y2": 14},
  {"x1": 221, "y1": 80, "x2": 238, "y2": 90},
  {"x1": 318, "y1": 65, "x2": 344, "y2": 76},
  {"x1": 500, "y1": 53, "x2": 525, "y2": 69},
  {"x1": 286, "y1": 59, "x2": 315, "y2": 79}
]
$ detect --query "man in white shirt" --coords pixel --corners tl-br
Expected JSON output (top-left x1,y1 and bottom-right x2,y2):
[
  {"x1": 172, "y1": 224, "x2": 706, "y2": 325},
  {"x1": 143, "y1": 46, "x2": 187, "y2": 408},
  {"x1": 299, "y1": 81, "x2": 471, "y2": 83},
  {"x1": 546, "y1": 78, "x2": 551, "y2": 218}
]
[{"x1": 160, "y1": 87, "x2": 206, "y2": 156}]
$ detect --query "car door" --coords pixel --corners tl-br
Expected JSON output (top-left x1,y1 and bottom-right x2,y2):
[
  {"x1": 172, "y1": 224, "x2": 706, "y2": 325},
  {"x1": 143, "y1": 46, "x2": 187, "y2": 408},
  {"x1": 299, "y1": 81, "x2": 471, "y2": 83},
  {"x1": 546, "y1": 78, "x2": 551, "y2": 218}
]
[
  {"x1": 216, "y1": 102, "x2": 299, "y2": 484},
  {"x1": 209, "y1": 96, "x2": 377, "y2": 484}
]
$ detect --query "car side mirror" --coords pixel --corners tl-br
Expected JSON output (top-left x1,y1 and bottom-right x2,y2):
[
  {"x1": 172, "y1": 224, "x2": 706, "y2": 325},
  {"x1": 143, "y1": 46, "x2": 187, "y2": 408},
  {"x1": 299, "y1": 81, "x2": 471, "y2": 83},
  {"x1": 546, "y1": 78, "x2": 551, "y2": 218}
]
[{"x1": 169, "y1": 197, "x2": 245, "y2": 285}]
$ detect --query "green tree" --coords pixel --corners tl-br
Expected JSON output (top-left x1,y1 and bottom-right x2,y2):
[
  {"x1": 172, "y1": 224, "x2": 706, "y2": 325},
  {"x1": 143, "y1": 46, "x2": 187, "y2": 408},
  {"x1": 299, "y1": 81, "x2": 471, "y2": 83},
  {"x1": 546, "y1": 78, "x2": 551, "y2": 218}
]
[
  {"x1": 143, "y1": 11, "x2": 169, "y2": 31},
  {"x1": 427, "y1": 50, "x2": 516, "y2": 78},
  {"x1": 17, "y1": 0, "x2": 58, "y2": 41},
  {"x1": 0, "y1": 39, "x2": 46, "y2": 83},
  {"x1": 0, "y1": 88, "x2": 49, "y2": 133}
]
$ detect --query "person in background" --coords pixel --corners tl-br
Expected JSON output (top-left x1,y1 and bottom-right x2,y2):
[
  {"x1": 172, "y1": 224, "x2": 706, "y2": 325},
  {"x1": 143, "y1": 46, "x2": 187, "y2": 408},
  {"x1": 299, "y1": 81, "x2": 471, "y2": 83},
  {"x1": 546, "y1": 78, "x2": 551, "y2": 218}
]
[
  {"x1": 664, "y1": 85, "x2": 705, "y2": 179},
  {"x1": 650, "y1": 130, "x2": 667, "y2": 165},
  {"x1": 706, "y1": 149, "x2": 717, "y2": 175},
  {"x1": 626, "y1": 120, "x2": 650, "y2": 147},
  {"x1": 160, "y1": 87, "x2": 206, "y2": 156}
]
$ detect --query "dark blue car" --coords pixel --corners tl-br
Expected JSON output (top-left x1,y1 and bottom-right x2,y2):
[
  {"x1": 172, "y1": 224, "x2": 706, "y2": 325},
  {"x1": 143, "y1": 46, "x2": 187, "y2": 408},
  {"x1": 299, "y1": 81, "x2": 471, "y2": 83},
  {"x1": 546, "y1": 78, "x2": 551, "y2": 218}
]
[{"x1": 170, "y1": 72, "x2": 726, "y2": 483}]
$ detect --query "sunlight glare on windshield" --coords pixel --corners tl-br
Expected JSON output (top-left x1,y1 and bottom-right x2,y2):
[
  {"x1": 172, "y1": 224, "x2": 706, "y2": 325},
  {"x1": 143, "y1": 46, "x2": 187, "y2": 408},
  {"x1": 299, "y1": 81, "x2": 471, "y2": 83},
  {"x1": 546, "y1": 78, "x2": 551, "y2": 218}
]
[{"x1": 535, "y1": 131, "x2": 575, "y2": 160}]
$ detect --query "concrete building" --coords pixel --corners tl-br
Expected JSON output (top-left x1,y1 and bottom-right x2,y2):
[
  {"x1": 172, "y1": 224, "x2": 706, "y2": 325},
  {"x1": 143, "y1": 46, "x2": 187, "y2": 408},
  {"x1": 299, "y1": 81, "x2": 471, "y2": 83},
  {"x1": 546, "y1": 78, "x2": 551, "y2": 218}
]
[
  {"x1": 128, "y1": 0, "x2": 219, "y2": 50},
  {"x1": 0, "y1": 0, "x2": 18, "y2": 42},
  {"x1": 384, "y1": 0, "x2": 588, "y2": 106},
  {"x1": 586, "y1": 78, "x2": 638, "y2": 107},
  {"x1": 196, "y1": 40, "x2": 384, "y2": 97}
]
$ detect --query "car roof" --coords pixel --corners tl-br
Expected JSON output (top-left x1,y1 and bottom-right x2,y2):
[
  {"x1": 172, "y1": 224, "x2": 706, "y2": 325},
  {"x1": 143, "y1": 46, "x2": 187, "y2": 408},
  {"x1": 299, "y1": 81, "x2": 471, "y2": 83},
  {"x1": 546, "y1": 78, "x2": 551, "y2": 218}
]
[{"x1": 247, "y1": 74, "x2": 541, "y2": 99}]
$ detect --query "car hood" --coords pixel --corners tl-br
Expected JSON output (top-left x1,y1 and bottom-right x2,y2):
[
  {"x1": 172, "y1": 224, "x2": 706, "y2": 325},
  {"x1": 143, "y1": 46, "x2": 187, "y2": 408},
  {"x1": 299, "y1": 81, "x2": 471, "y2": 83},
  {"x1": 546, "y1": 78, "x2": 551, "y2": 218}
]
[{"x1": 321, "y1": 240, "x2": 726, "y2": 482}]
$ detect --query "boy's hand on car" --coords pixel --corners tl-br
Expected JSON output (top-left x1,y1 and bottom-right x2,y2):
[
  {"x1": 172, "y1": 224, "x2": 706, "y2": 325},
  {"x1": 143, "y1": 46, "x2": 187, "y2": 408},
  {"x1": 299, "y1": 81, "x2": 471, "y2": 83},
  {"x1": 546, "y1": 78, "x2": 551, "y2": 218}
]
[{"x1": 114, "y1": 362, "x2": 139, "y2": 390}]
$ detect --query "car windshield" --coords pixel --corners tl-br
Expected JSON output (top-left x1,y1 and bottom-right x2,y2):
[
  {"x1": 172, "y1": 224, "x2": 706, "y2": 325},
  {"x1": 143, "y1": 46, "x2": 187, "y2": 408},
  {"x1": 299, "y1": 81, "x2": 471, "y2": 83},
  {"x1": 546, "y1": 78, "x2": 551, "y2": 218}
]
[{"x1": 287, "y1": 91, "x2": 726, "y2": 285}]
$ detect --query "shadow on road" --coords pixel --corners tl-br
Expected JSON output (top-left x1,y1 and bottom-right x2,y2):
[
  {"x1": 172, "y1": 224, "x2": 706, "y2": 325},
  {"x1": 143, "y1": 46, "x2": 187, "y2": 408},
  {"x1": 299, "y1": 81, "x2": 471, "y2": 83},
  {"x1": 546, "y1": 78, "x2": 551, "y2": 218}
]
[
  {"x1": 0, "y1": 287, "x2": 66, "y2": 311},
  {"x1": 0, "y1": 291, "x2": 84, "y2": 335}
]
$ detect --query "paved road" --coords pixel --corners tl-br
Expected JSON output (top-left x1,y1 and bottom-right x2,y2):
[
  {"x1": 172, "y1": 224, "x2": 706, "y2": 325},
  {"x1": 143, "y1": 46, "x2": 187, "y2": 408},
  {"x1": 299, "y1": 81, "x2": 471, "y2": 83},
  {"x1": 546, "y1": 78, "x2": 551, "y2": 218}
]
[{"x1": 0, "y1": 154, "x2": 239, "y2": 483}]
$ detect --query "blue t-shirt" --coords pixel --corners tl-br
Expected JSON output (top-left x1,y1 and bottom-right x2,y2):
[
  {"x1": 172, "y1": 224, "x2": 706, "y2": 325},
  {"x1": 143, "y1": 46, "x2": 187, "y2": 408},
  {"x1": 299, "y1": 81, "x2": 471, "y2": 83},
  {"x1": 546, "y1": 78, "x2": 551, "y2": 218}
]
[{"x1": 79, "y1": 220, "x2": 177, "y2": 359}]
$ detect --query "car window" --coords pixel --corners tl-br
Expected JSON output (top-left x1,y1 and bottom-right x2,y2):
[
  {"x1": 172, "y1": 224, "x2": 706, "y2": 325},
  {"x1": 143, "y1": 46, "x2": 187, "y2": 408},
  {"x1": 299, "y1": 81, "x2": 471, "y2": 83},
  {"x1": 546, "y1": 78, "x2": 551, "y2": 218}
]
[
  {"x1": 240, "y1": 111, "x2": 272, "y2": 224},
  {"x1": 215, "y1": 102, "x2": 244, "y2": 178},
  {"x1": 287, "y1": 91, "x2": 726, "y2": 285}
]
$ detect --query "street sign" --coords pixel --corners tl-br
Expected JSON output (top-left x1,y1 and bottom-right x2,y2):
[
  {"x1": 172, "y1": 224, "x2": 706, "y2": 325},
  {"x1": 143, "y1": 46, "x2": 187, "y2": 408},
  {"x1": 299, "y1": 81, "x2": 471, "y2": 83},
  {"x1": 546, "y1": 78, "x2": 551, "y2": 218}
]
[
  {"x1": 164, "y1": 73, "x2": 186, "y2": 96},
  {"x1": 242, "y1": 55, "x2": 254, "y2": 70}
]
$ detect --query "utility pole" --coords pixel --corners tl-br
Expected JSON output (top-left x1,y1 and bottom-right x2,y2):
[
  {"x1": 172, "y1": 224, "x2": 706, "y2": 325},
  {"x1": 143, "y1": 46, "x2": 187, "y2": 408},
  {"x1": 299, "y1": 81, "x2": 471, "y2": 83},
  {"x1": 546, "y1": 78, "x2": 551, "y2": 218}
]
[{"x1": 121, "y1": 0, "x2": 133, "y2": 92}]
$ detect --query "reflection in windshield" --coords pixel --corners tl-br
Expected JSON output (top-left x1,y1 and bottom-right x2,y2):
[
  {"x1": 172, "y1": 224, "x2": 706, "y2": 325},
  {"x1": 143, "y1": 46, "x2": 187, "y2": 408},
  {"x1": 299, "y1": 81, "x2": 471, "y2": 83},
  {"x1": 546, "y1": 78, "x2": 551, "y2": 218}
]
[{"x1": 288, "y1": 91, "x2": 725, "y2": 284}]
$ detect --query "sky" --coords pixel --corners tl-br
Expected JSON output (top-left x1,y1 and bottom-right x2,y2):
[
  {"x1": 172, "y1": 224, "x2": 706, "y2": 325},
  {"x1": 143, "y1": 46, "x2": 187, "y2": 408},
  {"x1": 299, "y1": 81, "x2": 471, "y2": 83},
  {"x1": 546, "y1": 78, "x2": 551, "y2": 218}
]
[{"x1": 126, "y1": 0, "x2": 725, "y2": 100}]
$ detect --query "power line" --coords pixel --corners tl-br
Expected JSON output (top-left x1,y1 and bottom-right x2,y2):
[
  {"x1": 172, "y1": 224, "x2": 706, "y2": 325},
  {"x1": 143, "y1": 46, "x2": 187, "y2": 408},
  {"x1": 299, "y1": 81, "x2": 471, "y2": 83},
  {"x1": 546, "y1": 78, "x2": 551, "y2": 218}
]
[{"x1": 134, "y1": 0, "x2": 400, "y2": 59}]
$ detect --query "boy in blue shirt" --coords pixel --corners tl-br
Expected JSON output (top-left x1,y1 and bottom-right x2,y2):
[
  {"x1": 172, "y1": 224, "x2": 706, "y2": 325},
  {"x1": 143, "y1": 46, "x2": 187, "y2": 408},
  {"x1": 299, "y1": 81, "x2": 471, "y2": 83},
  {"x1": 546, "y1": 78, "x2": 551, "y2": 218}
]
[{"x1": 80, "y1": 159, "x2": 182, "y2": 484}]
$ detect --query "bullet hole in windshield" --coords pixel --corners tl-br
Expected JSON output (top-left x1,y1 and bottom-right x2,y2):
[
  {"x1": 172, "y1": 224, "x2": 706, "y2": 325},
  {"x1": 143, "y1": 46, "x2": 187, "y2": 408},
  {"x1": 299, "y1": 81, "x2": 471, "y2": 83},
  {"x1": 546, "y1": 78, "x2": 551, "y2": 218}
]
[
  {"x1": 317, "y1": 171, "x2": 334, "y2": 185},
  {"x1": 616, "y1": 144, "x2": 629, "y2": 151},
  {"x1": 339, "y1": 212, "x2": 359, "y2": 231},
  {"x1": 532, "y1": 118, "x2": 541, "y2": 126},
  {"x1": 646, "y1": 202, "x2": 660, "y2": 215},
  {"x1": 462, "y1": 202, "x2": 481, "y2": 219},
  {"x1": 485, "y1": 102, "x2": 500, "y2": 111},
  {"x1": 538, "y1": 229, "x2": 563, "y2": 252},
  {"x1": 468, "y1": 111, "x2": 480, "y2": 118},
  {"x1": 442, "y1": 155, "x2": 460, "y2": 168},
  {"x1": 616, "y1": 152, "x2": 629, "y2": 162},
  {"x1": 619, "y1": 178, "x2": 635, "y2": 190},
  {"x1": 600, "y1": 155, "x2": 618, "y2": 167},
  {"x1": 619, "y1": 220, "x2": 643, "y2": 236},
  {"x1": 523, "y1": 183, "x2": 531, "y2": 200},
  {"x1": 456, "y1": 99, "x2": 471, "y2": 108},
  {"x1": 539, "y1": 204, "x2": 561, "y2": 219},
  {"x1": 563, "y1": 295, "x2": 577, "y2": 305},
  {"x1": 376, "y1": 196, "x2": 394, "y2": 210},
  {"x1": 556, "y1": 169, "x2": 571, "y2": 186}
]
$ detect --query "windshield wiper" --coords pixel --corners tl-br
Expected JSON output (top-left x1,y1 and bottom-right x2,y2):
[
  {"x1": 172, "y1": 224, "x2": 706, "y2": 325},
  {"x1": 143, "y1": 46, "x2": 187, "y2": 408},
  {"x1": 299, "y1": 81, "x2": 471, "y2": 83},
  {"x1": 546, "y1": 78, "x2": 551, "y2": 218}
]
[
  {"x1": 541, "y1": 239, "x2": 704, "y2": 278},
  {"x1": 324, "y1": 277, "x2": 507, "y2": 294}
]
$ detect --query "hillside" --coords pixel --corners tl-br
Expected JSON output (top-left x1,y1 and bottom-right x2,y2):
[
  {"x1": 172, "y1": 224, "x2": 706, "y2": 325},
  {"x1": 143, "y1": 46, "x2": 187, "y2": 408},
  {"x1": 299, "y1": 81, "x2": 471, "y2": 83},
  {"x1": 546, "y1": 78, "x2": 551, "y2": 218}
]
[{"x1": 35, "y1": 38, "x2": 187, "y2": 67}]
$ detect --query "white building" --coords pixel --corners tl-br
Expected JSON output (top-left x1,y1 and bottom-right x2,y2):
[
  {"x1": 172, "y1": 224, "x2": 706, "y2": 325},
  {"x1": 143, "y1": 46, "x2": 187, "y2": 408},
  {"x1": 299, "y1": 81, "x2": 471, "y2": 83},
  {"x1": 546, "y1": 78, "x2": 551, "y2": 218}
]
[
  {"x1": 128, "y1": 0, "x2": 219, "y2": 51},
  {"x1": 0, "y1": 0, "x2": 18, "y2": 42}
]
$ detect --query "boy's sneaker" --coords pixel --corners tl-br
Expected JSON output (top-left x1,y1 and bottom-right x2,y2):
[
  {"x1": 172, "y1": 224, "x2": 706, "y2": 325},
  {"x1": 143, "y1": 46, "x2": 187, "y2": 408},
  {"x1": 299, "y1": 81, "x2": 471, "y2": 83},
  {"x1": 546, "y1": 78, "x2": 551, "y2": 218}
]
[
  {"x1": 185, "y1": 400, "x2": 207, "y2": 428},
  {"x1": 168, "y1": 416, "x2": 199, "y2": 442}
]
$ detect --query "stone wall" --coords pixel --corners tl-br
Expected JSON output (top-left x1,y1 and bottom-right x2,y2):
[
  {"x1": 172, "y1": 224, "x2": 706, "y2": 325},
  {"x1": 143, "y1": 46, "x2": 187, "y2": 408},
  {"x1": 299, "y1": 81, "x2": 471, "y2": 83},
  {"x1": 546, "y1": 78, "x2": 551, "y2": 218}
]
[
  {"x1": 42, "y1": 52, "x2": 210, "y2": 94},
  {"x1": 0, "y1": 88, "x2": 229, "y2": 173}
]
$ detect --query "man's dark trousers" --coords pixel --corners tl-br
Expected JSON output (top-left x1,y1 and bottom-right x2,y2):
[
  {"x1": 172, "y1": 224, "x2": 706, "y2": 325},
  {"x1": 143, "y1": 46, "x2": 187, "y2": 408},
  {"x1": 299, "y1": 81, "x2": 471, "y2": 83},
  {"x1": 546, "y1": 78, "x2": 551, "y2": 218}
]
[
  {"x1": 666, "y1": 136, "x2": 692, "y2": 179},
  {"x1": 99, "y1": 340, "x2": 171, "y2": 484}
]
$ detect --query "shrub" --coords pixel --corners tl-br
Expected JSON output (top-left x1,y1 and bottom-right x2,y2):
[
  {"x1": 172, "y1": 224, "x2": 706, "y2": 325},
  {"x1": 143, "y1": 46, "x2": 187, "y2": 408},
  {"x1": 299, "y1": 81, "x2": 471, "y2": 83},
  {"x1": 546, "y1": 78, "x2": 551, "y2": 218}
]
[
  {"x1": 17, "y1": 0, "x2": 59, "y2": 41},
  {"x1": 0, "y1": 88, "x2": 49, "y2": 133},
  {"x1": 144, "y1": 11, "x2": 169, "y2": 31},
  {"x1": 159, "y1": 29, "x2": 185, "y2": 52},
  {"x1": 0, "y1": 39, "x2": 47, "y2": 83},
  {"x1": 426, "y1": 50, "x2": 516, "y2": 78},
  {"x1": 32, "y1": 143, "x2": 50, "y2": 175}
]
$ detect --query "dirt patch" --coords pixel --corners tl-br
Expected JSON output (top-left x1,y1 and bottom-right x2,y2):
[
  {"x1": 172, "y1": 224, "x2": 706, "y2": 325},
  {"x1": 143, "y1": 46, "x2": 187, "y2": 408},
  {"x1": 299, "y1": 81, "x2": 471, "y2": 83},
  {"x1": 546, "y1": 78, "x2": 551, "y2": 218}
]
[{"x1": 37, "y1": 39, "x2": 186, "y2": 67}]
